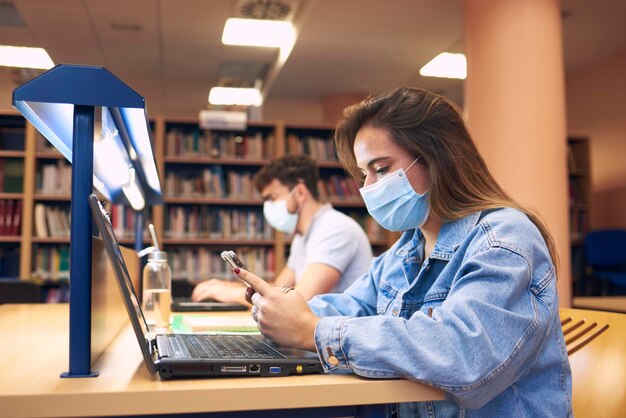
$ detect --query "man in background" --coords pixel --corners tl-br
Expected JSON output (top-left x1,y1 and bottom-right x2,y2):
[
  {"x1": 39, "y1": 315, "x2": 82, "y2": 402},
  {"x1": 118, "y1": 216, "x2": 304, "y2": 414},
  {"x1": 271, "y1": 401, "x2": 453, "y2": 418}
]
[{"x1": 191, "y1": 155, "x2": 372, "y2": 304}]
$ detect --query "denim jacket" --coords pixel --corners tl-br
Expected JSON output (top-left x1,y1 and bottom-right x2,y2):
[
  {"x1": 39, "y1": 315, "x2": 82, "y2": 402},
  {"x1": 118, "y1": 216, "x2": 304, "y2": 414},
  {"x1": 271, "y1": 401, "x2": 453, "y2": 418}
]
[{"x1": 309, "y1": 208, "x2": 573, "y2": 417}]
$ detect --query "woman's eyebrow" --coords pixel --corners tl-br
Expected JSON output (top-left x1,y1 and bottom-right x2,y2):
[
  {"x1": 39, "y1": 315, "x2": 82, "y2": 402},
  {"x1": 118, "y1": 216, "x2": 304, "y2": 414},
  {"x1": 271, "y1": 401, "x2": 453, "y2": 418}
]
[{"x1": 366, "y1": 156, "x2": 391, "y2": 168}]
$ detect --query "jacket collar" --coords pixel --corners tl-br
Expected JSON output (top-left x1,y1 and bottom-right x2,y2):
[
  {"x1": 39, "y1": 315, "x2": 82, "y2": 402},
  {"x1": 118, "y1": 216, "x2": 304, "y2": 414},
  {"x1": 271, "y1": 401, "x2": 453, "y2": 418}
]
[{"x1": 397, "y1": 211, "x2": 482, "y2": 260}]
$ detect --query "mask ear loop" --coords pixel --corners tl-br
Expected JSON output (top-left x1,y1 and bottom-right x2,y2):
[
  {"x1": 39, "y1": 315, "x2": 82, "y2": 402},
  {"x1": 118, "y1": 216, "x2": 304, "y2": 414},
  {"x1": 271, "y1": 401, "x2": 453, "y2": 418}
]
[
  {"x1": 287, "y1": 179, "x2": 305, "y2": 215},
  {"x1": 404, "y1": 156, "x2": 421, "y2": 174}
]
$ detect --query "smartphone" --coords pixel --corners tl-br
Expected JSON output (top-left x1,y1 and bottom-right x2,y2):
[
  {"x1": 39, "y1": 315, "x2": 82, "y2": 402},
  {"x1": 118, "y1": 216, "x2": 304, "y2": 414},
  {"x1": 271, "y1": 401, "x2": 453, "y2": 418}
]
[
  {"x1": 220, "y1": 250, "x2": 247, "y2": 270},
  {"x1": 220, "y1": 251, "x2": 250, "y2": 286}
]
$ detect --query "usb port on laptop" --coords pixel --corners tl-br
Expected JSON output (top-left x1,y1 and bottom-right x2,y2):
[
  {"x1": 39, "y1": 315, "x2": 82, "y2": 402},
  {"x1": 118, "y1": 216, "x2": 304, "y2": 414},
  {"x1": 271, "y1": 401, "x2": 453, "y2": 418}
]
[{"x1": 269, "y1": 366, "x2": 281, "y2": 374}]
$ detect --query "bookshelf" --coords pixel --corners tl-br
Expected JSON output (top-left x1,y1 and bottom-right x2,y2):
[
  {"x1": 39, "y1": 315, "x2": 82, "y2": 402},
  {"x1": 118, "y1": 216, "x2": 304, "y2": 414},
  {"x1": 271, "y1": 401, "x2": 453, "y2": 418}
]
[
  {"x1": 150, "y1": 117, "x2": 393, "y2": 288},
  {"x1": 0, "y1": 114, "x2": 150, "y2": 302},
  {"x1": 2, "y1": 113, "x2": 395, "y2": 301},
  {"x1": 30, "y1": 132, "x2": 146, "y2": 302},
  {"x1": 154, "y1": 117, "x2": 278, "y2": 285},
  {"x1": 567, "y1": 136, "x2": 591, "y2": 293},
  {"x1": 283, "y1": 123, "x2": 388, "y2": 248},
  {"x1": 0, "y1": 113, "x2": 26, "y2": 280}
]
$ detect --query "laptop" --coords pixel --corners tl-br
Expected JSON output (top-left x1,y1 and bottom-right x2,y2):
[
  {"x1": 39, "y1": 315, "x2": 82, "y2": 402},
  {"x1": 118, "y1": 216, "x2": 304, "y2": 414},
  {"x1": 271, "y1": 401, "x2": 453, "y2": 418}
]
[
  {"x1": 89, "y1": 194, "x2": 323, "y2": 379},
  {"x1": 171, "y1": 298, "x2": 248, "y2": 312},
  {"x1": 170, "y1": 279, "x2": 247, "y2": 312}
]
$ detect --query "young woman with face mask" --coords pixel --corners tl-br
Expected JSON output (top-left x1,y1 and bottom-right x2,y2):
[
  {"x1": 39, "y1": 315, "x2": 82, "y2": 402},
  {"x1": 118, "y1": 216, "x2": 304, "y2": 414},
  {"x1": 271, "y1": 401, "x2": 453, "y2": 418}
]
[
  {"x1": 234, "y1": 88, "x2": 572, "y2": 417},
  {"x1": 191, "y1": 155, "x2": 372, "y2": 304}
]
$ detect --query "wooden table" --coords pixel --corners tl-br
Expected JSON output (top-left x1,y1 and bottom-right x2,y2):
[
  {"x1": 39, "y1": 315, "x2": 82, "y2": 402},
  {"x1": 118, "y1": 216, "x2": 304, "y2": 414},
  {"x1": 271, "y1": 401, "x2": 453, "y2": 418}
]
[
  {"x1": 573, "y1": 296, "x2": 626, "y2": 313},
  {"x1": 0, "y1": 304, "x2": 443, "y2": 418}
]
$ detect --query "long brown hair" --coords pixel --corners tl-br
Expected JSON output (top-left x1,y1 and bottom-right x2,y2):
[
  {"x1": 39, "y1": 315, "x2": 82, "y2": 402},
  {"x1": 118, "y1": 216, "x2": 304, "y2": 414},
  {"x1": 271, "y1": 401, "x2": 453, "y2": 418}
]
[{"x1": 334, "y1": 87, "x2": 559, "y2": 271}]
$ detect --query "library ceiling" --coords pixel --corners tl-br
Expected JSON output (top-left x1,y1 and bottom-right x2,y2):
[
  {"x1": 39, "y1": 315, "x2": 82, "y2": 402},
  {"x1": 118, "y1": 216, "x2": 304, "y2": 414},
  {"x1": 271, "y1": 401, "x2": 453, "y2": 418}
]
[{"x1": 0, "y1": 0, "x2": 625, "y2": 117}]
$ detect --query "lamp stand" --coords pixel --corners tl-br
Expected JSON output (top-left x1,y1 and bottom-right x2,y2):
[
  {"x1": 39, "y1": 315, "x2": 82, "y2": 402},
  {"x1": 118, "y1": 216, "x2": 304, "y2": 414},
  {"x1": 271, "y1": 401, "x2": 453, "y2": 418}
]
[{"x1": 60, "y1": 105, "x2": 99, "y2": 378}]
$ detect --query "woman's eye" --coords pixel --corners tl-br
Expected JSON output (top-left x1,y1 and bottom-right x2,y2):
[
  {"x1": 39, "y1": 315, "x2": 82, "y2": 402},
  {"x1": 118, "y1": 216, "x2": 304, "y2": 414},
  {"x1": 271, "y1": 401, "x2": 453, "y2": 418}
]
[{"x1": 375, "y1": 167, "x2": 388, "y2": 176}]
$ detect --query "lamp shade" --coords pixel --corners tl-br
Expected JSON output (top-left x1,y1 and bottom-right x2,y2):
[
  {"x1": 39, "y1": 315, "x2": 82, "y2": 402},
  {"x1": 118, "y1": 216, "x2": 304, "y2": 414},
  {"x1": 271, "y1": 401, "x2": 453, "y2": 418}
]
[{"x1": 12, "y1": 64, "x2": 162, "y2": 209}]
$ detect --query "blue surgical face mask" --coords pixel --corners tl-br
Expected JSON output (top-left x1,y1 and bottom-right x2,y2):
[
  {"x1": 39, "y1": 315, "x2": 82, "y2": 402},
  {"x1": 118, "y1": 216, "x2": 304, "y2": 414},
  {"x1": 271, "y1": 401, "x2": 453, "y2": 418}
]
[
  {"x1": 263, "y1": 188, "x2": 298, "y2": 234},
  {"x1": 359, "y1": 158, "x2": 429, "y2": 231}
]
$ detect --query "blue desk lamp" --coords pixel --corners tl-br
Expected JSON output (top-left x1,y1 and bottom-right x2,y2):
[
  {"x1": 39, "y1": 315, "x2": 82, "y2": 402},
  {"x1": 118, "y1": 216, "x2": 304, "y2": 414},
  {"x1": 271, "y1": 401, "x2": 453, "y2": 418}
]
[{"x1": 13, "y1": 64, "x2": 162, "y2": 378}]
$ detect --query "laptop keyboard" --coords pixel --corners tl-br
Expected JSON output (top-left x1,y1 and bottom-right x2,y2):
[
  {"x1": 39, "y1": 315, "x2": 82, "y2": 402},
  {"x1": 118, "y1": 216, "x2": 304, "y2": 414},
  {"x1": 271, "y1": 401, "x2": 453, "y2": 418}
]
[{"x1": 166, "y1": 334, "x2": 281, "y2": 359}]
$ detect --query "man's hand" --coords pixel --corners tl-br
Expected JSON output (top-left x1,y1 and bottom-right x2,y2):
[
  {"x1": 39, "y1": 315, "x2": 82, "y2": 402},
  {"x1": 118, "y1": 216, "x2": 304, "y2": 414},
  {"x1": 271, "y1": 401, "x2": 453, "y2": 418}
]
[{"x1": 191, "y1": 279, "x2": 249, "y2": 305}]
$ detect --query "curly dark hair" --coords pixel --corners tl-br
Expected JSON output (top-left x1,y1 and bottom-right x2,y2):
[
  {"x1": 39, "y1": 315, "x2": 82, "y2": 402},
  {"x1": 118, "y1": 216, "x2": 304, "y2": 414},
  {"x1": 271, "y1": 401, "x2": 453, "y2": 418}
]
[{"x1": 253, "y1": 154, "x2": 320, "y2": 199}]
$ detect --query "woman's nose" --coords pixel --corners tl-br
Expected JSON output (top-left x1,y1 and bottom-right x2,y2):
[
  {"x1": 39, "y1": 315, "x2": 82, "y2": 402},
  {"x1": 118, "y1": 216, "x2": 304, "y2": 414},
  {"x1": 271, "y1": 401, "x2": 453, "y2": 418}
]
[{"x1": 362, "y1": 176, "x2": 376, "y2": 188}]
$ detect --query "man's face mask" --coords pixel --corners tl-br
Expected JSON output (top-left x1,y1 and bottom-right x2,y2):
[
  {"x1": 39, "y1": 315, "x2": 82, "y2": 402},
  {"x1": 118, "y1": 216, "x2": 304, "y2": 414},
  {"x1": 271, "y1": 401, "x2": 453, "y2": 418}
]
[{"x1": 263, "y1": 187, "x2": 298, "y2": 234}]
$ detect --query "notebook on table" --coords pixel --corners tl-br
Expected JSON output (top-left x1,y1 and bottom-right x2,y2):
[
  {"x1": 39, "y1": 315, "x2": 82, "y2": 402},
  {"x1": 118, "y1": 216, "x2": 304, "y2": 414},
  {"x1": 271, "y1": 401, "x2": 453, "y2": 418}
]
[
  {"x1": 171, "y1": 297, "x2": 248, "y2": 312},
  {"x1": 89, "y1": 194, "x2": 322, "y2": 379},
  {"x1": 171, "y1": 313, "x2": 261, "y2": 334}
]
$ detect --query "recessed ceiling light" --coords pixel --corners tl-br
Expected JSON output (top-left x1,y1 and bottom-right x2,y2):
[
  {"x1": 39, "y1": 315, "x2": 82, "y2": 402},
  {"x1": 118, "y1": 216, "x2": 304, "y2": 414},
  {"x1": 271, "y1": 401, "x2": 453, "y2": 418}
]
[
  {"x1": 222, "y1": 18, "x2": 295, "y2": 48},
  {"x1": 419, "y1": 52, "x2": 466, "y2": 80},
  {"x1": 0, "y1": 45, "x2": 54, "y2": 70},
  {"x1": 208, "y1": 87, "x2": 263, "y2": 106}
]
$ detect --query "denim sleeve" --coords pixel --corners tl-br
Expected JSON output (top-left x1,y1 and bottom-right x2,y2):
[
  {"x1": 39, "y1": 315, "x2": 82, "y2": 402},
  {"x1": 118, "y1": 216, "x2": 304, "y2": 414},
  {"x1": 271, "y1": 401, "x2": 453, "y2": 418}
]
[{"x1": 313, "y1": 245, "x2": 555, "y2": 409}]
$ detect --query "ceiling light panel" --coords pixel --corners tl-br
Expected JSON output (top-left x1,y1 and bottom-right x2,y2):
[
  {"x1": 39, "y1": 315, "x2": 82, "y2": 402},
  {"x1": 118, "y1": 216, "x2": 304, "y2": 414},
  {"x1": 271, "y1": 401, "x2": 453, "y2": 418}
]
[
  {"x1": 0, "y1": 45, "x2": 54, "y2": 69},
  {"x1": 419, "y1": 52, "x2": 467, "y2": 79},
  {"x1": 222, "y1": 18, "x2": 295, "y2": 48},
  {"x1": 208, "y1": 86, "x2": 262, "y2": 106}
]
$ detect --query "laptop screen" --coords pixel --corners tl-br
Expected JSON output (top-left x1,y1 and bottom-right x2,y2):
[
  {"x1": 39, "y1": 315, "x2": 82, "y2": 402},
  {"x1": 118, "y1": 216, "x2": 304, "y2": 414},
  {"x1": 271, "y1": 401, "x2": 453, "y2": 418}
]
[{"x1": 88, "y1": 194, "x2": 158, "y2": 374}]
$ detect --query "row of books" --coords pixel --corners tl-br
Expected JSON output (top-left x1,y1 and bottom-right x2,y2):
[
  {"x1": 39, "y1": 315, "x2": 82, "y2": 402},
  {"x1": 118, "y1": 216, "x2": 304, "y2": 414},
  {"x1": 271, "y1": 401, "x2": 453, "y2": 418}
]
[
  {"x1": 344, "y1": 211, "x2": 385, "y2": 242},
  {"x1": 33, "y1": 202, "x2": 138, "y2": 239},
  {"x1": 41, "y1": 285, "x2": 70, "y2": 303},
  {"x1": 31, "y1": 245, "x2": 70, "y2": 282},
  {"x1": 169, "y1": 247, "x2": 275, "y2": 281},
  {"x1": 0, "y1": 199, "x2": 22, "y2": 236},
  {"x1": 165, "y1": 129, "x2": 275, "y2": 159},
  {"x1": 164, "y1": 205, "x2": 383, "y2": 245},
  {"x1": 318, "y1": 175, "x2": 362, "y2": 202},
  {"x1": 164, "y1": 168, "x2": 362, "y2": 203},
  {"x1": 0, "y1": 158, "x2": 24, "y2": 193},
  {"x1": 570, "y1": 207, "x2": 589, "y2": 240},
  {"x1": 0, "y1": 126, "x2": 24, "y2": 151},
  {"x1": 34, "y1": 204, "x2": 70, "y2": 238},
  {"x1": 36, "y1": 161, "x2": 72, "y2": 195},
  {"x1": 286, "y1": 134, "x2": 337, "y2": 162},
  {"x1": 166, "y1": 206, "x2": 273, "y2": 240},
  {"x1": 164, "y1": 166, "x2": 259, "y2": 199},
  {"x1": 109, "y1": 203, "x2": 141, "y2": 238},
  {"x1": 568, "y1": 179, "x2": 587, "y2": 206}
]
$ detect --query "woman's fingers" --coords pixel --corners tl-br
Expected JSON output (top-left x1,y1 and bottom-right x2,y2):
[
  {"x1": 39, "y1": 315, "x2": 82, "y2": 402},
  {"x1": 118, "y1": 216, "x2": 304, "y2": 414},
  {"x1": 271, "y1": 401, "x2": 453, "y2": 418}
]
[
  {"x1": 233, "y1": 268, "x2": 272, "y2": 296},
  {"x1": 244, "y1": 286, "x2": 256, "y2": 304}
]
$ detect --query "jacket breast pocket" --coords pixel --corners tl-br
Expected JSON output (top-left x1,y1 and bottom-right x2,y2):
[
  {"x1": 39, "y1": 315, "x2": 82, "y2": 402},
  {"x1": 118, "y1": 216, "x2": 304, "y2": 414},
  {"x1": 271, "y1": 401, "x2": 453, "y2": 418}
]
[
  {"x1": 377, "y1": 281, "x2": 397, "y2": 314},
  {"x1": 420, "y1": 291, "x2": 448, "y2": 316}
]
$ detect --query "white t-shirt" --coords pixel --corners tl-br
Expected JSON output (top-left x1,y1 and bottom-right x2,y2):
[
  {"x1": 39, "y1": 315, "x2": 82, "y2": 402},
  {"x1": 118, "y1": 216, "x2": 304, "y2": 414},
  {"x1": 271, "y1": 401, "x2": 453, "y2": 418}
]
[{"x1": 287, "y1": 204, "x2": 373, "y2": 293}]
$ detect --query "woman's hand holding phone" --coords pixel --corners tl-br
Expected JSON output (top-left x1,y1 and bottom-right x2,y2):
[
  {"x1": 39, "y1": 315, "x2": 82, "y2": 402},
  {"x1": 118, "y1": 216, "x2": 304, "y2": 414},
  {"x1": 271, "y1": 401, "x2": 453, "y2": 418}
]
[{"x1": 233, "y1": 267, "x2": 319, "y2": 352}]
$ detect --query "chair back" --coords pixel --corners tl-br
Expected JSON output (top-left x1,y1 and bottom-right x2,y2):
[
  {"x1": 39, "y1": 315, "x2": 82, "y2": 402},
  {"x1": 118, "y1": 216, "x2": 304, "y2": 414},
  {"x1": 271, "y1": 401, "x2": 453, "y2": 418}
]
[
  {"x1": 560, "y1": 308, "x2": 626, "y2": 417},
  {"x1": 584, "y1": 230, "x2": 626, "y2": 268}
]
